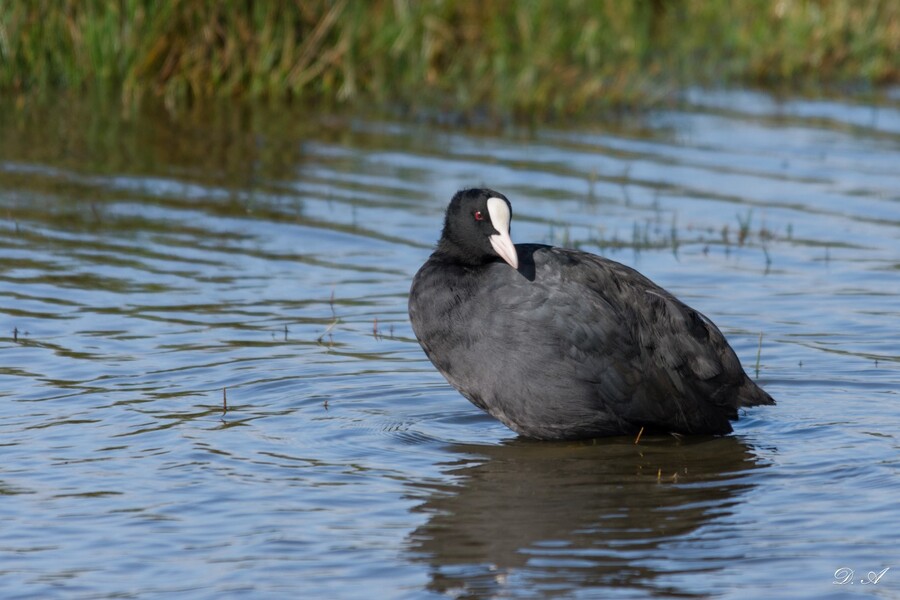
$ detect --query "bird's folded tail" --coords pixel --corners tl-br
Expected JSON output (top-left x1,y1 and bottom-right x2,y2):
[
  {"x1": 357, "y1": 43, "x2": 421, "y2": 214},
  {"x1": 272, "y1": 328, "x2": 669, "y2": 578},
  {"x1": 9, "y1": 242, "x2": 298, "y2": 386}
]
[{"x1": 739, "y1": 379, "x2": 776, "y2": 407}]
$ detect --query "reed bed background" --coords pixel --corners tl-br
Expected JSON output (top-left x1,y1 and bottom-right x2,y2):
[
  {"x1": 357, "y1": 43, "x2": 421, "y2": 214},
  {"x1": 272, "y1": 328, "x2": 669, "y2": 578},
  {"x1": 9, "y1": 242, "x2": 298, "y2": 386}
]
[{"x1": 1, "y1": 0, "x2": 898, "y2": 117}]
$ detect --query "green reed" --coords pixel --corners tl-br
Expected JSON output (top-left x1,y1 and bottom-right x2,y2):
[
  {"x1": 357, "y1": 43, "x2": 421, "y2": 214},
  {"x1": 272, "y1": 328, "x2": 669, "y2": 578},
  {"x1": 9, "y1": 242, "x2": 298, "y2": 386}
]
[{"x1": 1, "y1": 0, "x2": 897, "y2": 117}]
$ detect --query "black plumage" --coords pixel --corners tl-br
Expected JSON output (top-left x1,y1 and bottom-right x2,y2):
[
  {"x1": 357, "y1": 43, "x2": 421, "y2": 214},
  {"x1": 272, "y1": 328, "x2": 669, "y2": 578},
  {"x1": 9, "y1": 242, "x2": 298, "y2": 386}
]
[{"x1": 409, "y1": 188, "x2": 774, "y2": 440}]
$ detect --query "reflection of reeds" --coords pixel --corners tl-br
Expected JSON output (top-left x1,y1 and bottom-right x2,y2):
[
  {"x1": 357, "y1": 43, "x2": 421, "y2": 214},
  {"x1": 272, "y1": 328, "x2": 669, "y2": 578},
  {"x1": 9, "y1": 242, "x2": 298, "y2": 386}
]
[
  {"x1": 546, "y1": 210, "x2": 805, "y2": 277},
  {"x1": 569, "y1": 213, "x2": 793, "y2": 261},
  {"x1": 317, "y1": 289, "x2": 338, "y2": 347},
  {"x1": 755, "y1": 332, "x2": 764, "y2": 379},
  {"x1": 1, "y1": 1, "x2": 897, "y2": 116},
  {"x1": 317, "y1": 318, "x2": 337, "y2": 347},
  {"x1": 736, "y1": 210, "x2": 756, "y2": 246},
  {"x1": 371, "y1": 318, "x2": 396, "y2": 341}
]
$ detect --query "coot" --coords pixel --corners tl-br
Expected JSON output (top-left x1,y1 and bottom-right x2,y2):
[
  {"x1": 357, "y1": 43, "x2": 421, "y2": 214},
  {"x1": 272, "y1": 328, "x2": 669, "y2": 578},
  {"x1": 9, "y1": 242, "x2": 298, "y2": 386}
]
[{"x1": 409, "y1": 188, "x2": 774, "y2": 440}]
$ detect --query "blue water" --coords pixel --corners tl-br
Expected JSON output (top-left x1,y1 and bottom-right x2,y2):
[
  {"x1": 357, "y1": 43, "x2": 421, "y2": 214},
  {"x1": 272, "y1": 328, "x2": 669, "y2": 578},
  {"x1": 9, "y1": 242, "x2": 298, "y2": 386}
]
[{"x1": 1, "y1": 91, "x2": 899, "y2": 599}]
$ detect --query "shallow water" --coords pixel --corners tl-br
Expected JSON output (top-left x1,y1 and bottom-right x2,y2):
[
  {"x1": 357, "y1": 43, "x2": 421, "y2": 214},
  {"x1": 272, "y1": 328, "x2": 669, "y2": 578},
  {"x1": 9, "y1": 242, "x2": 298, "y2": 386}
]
[{"x1": 1, "y1": 90, "x2": 899, "y2": 599}]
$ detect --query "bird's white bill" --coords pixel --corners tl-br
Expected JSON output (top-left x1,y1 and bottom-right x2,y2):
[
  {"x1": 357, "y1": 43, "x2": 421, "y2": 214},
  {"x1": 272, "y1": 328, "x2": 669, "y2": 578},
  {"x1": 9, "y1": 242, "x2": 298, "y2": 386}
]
[{"x1": 487, "y1": 197, "x2": 519, "y2": 269}]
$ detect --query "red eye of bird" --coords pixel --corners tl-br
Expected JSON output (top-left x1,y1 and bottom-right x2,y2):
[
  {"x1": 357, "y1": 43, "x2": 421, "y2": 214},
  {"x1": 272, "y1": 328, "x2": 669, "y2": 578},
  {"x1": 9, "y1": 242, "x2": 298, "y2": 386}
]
[{"x1": 474, "y1": 210, "x2": 484, "y2": 221}]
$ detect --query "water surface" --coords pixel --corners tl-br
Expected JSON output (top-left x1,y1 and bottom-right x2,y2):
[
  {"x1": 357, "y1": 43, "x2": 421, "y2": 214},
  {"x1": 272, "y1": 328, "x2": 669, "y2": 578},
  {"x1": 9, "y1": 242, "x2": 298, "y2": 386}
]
[{"x1": 1, "y1": 91, "x2": 899, "y2": 599}]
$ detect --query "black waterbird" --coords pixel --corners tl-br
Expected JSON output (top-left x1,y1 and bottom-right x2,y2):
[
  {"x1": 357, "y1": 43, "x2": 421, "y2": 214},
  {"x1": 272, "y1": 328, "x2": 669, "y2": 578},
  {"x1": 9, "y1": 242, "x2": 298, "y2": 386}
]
[{"x1": 409, "y1": 188, "x2": 774, "y2": 440}]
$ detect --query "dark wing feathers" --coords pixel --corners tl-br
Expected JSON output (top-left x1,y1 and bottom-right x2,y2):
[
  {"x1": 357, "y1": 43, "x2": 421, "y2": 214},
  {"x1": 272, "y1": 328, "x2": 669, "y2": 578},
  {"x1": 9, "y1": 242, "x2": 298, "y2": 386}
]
[
  {"x1": 526, "y1": 246, "x2": 753, "y2": 434},
  {"x1": 409, "y1": 243, "x2": 772, "y2": 439}
]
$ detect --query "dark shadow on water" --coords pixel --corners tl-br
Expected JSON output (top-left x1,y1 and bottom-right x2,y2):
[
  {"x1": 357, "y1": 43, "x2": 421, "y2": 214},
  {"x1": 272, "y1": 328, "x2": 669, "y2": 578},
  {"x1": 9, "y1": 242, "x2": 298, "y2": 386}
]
[{"x1": 408, "y1": 435, "x2": 767, "y2": 598}]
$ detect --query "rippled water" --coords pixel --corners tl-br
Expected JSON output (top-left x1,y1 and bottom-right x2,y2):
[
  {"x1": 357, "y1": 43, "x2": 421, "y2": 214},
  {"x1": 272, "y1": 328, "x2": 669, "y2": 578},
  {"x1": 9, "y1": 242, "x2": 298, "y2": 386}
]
[{"x1": 1, "y1": 90, "x2": 899, "y2": 599}]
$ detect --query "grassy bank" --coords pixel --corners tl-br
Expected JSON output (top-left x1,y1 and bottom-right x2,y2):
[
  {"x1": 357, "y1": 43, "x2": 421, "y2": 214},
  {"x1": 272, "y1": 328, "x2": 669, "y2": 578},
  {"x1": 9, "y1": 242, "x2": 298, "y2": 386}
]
[{"x1": 1, "y1": 0, "x2": 898, "y2": 117}]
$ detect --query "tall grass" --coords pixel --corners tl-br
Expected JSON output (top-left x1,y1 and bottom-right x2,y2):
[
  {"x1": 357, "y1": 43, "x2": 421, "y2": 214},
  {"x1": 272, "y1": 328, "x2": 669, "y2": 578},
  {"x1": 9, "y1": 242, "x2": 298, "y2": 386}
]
[{"x1": 1, "y1": 0, "x2": 897, "y2": 116}]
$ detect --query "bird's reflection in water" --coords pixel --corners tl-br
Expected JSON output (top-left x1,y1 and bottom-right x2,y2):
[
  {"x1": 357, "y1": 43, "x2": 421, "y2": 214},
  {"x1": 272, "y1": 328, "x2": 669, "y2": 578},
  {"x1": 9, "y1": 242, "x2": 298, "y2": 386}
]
[{"x1": 408, "y1": 435, "x2": 767, "y2": 598}]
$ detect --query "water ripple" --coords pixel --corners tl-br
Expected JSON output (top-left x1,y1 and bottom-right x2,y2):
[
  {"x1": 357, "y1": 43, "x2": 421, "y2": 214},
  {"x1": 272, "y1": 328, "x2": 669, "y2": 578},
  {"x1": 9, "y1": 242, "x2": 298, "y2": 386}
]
[{"x1": 0, "y1": 91, "x2": 898, "y2": 598}]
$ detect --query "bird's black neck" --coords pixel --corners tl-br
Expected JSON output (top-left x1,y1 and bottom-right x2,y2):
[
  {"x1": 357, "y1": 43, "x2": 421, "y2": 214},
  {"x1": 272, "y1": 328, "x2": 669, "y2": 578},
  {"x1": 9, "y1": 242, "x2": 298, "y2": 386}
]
[{"x1": 432, "y1": 238, "x2": 495, "y2": 268}]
